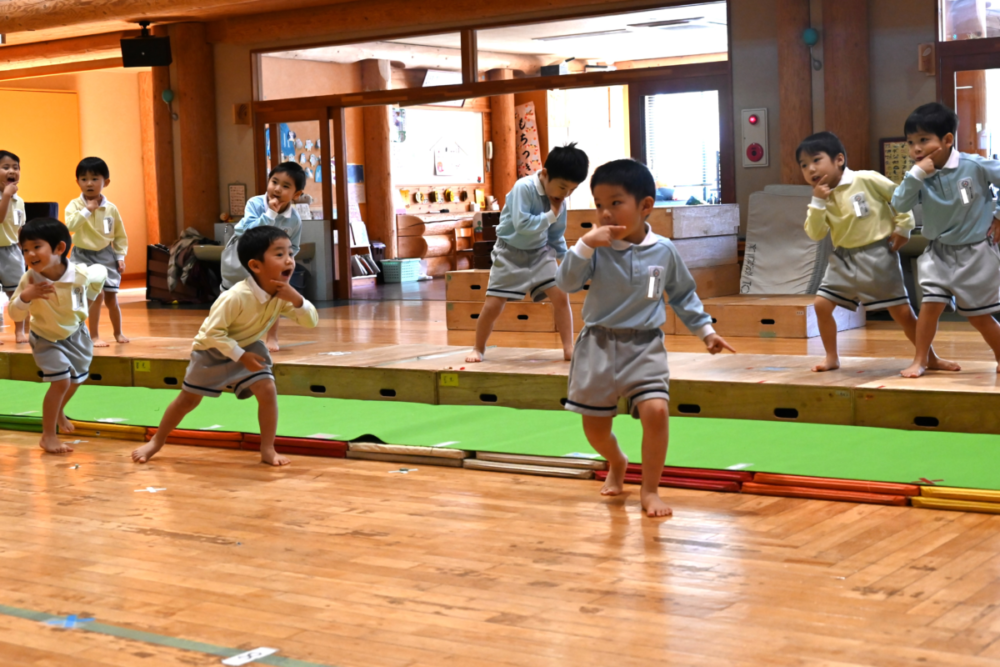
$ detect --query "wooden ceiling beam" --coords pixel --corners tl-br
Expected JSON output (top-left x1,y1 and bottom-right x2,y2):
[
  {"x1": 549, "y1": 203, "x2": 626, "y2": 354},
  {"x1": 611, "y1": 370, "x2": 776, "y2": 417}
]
[
  {"x1": 0, "y1": 31, "x2": 140, "y2": 71},
  {"x1": 0, "y1": 58, "x2": 126, "y2": 81}
]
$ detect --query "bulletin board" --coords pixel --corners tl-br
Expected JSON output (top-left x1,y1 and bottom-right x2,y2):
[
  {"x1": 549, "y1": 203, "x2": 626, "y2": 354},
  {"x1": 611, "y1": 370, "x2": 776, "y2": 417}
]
[
  {"x1": 390, "y1": 108, "x2": 485, "y2": 186},
  {"x1": 880, "y1": 138, "x2": 915, "y2": 185}
]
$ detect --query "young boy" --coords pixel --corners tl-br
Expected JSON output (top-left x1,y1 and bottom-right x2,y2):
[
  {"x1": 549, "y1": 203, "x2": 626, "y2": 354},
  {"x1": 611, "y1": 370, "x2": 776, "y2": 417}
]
[
  {"x1": 0, "y1": 150, "x2": 29, "y2": 344},
  {"x1": 133, "y1": 226, "x2": 318, "y2": 467},
  {"x1": 798, "y1": 131, "x2": 957, "y2": 373},
  {"x1": 556, "y1": 159, "x2": 735, "y2": 518},
  {"x1": 892, "y1": 102, "x2": 1000, "y2": 378},
  {"x1": 222, "y1": 161, "x2": 305, "y2": 353},
  {"x1": 465, "y1": 144, "x2": 589, "y2": 363},
  {"x1": 65, "y1": 157, "x2": 129, "y2": 347},
  {"x1": 9, "y1": 218, "x2": 107, "y2": 454}
]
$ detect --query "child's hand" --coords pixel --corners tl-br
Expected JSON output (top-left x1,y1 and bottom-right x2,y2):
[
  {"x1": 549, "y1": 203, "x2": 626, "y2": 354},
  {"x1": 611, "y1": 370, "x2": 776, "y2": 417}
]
[
  {"x1": 19, "y1": 276, "x2": 55, "y2": 303},
  {"x1": 266, "y1": 194, "x2": 283, "y2": 213},
  {"x1": 117, "y1": 260, "x2": 126, "y2": 273},
  {"x1": 888, "y1": 233, "x2": 909, "y2": 253},
  {"x1": 916, "y1": 147, "x2": 943, "y2": 176},
  {"x1": 581, "y1": 225, "x2": 628, "y2": 248},
  {"x1": 271, "y1": 279, "x2": 304, "y2": 308},
  {"x1": 812, "y1": 175, "x2": 832, "y2": 200},
  {"x1": 240, "y1": 352, "x2": 267, "y2": 372},
  {"x1": 2, "y1": 181, "x2": 16, "y2": 199},
  {"x1": 548, "y1": 196, "x2": 564, "y2": 218},
  {"x1": 989, "y1": 217, "x2": 1000, "y2": 244},
  {"x1": 704, "y1": 333, "x2": 736, "y2": 355},
  {"x1": 85, "y1": 198, "x2": 101, "y2": 214}
]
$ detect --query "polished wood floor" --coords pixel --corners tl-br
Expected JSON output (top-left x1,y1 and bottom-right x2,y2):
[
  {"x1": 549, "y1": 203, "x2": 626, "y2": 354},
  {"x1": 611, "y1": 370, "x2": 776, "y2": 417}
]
[{"x1": 4, "y1": 285, "x2": 1000, "y2": 666}]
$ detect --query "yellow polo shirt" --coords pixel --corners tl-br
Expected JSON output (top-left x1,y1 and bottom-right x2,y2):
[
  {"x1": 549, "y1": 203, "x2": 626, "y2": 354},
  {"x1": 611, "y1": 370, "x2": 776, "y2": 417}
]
[
  {"x1": 8, "y1": 263, "x2": 107, "y2": 342},
  {"x1": 804, "y1": 169, "x2": 915, "y2": 248},
  {"x1": 0, "y1": 194, "x2": 25, "y2": 247},
  {"x1": 65, "y1": 195, "x2": 128, "y2": 259}
]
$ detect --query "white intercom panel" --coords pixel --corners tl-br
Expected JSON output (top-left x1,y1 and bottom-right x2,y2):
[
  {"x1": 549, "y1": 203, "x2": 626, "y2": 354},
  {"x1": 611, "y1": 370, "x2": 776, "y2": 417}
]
[{"x1": 741, "y1": 108, "x2": 769, "y2": 168}]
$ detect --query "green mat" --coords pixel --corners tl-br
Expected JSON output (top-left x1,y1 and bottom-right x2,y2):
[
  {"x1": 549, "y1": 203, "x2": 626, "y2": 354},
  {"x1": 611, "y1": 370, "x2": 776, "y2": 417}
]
[{"x1": 1, "y1": 379, "x2": 999, "y2": 490}]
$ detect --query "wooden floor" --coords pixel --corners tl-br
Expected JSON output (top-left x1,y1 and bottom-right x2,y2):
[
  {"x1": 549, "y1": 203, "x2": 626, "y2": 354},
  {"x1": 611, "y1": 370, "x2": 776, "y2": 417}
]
[{"x1": 4, "y1": 287, "x2": 1000, "y2": 665}]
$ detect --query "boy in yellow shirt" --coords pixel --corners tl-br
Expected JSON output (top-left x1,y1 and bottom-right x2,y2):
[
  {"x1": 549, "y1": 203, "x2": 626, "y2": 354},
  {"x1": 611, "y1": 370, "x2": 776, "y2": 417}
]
[
  {"x1": 0, "y1": 150, "x2": 29, "y2": 343},
  {"x1": 65, "y1": 157, "x2": 128, "y2": 347},
  {"x1": 132, "y1": 226, "x2": 319, "y2": 467},
  {"x1": 9, "y1": 218, "x2": 107, "y2": 454},
  {"x1": 799, "y1": 132, "x2": 956, "y2": 373}
]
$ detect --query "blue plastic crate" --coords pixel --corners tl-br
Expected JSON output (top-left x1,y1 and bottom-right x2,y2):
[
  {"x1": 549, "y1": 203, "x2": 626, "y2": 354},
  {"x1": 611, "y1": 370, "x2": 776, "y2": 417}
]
[{"x1": 381, "y1": 258, "x2": 421, "y2": 283}]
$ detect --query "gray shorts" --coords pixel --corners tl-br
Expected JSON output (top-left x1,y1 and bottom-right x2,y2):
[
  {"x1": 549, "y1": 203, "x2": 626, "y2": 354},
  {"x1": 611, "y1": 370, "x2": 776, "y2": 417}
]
[
  {"x1": 566, "y1": 326, "x2": 669, "y2": 419},
  {"x1": 29, "y1": 325, "x2": 93, "y2": 384},
  {"x1": 919, "y1": 239, "x2": 1000, "y2": 316},
  {"x1": 72, "y1": 245, "x2": 120, "y2": 292},
  {"x1": 220, "y1": 235, "x2": 248, "y2": 290},
  {"x1": 0, "y1": 244, "x2": 25, "y2": 294},
  {"x1": 485, "y1": 239, "x2": 558, "y2": 302},
  {"x1": 182, "y1": 340, "x2": 274, "y2": 399},
  {"x1": 816, "y1": 239, "x2": 909, "y2": 312}
]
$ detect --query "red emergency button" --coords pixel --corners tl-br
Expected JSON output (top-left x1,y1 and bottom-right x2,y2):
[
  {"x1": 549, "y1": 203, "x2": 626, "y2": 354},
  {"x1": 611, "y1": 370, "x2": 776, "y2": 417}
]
[{"x1": 746, "y1": 143, "x2": 764, "y2": 162}]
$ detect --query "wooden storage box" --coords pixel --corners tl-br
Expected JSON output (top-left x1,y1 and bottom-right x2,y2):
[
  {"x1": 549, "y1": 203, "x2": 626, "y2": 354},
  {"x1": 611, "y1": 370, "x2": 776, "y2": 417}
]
[
  {"x1": 565, "y1": 204, "x2": 739, "y2": 243},
  {"x1": 672, "y1": 295, "x2": 866, "y2": 338},
  {"x1": 446, "y1": 301, "x2": 555, "y2": 332}
]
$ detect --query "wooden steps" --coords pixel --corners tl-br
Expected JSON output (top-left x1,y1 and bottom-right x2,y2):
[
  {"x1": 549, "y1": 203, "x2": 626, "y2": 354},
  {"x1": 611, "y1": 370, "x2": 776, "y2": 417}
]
[{"x1": 673, "y1": 295, "x2": 867, "y2": 339}]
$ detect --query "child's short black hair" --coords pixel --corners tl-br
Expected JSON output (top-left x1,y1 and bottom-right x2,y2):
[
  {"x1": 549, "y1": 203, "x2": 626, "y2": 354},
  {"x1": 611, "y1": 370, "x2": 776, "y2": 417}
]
[
  {"x1": 904, "y1": 102, "x2": 959, "y2": 139},
  {"x1": 0, "y1": 150, "x2": 20, "y2": 165},
  {"x1": 76, "y1": 156, "x2": 110, "y2": 179},
  {"x1": 237, "y1": 225, "x2": 291, "y2": 272},
  {"x1": 270, "y1": 161, "x2": 307, "y2": 192},
  {"x1": 796, "y1": 131, "x2": 847, "y2": 168},
  {"x1": 544, "y1": 143, "x2": 590, "y2": 184},
  {"x1": 590, "y1": 158, "x2": 656, "y2": 203},
  {"x1": 19, "y1": 217, "x2": 72, "y2": 263}
]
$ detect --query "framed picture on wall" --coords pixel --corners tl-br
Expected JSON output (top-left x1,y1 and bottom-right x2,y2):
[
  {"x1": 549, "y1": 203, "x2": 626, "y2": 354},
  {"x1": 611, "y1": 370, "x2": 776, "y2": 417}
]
[{"x1": 879, "y1": 137, "x2": 915, "y2": 185}]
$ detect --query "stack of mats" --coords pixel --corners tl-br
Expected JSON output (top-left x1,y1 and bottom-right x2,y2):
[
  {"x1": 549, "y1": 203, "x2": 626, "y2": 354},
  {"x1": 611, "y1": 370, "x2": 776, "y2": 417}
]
[
  {"x1": 465, "y1": 452, "x2": 606, "y2": 479},
  {"x1": 0, "y1": 415, "x2": 42, "y2": 433},
  {"x1": 913, "y1": 487, "x2": 1000, "y2": 514},
  {"x1": 348, "y1": 441, "x2": 468, "y2": 467},
  {"x1": 743, "y1": 472, "x2": 918, "y2": 506},
  {"x1": 245, "y1": 434, "x2": 347, "y2": 458},
  {"x1": 596, "y1": 464, "x2": 749, "y2": 492}
]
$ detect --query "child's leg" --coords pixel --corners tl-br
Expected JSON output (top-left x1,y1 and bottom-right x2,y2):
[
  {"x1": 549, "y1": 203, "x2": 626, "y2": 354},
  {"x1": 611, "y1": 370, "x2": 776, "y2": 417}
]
[
  {"x1": 265, "y1": 318, "x2": 280, "y2": 353},
  {"x1": 39, "y1": 379, "x2": 74, "y2": 453},
  {"x1": 635, "y1": 398, "x2": 672, "y2": 518},
  {"x1": 57, "y1": 384, "x2": 81, "y2": 434},
  {"x1": 89, "y1": 292, "x2": 108, "y2": 347},
  {"x1": 250, "y1": 379, "x2": 288, "y2": 466},
  {"x1": 967, "y1": 313, "x2": 1000, "y2": 373},
  {"x1": 466, "y1": 296, "x2": 507, "y2": 362},
  {"x1": 811, "y1": 296, "x2": 840, "y2": 372},
  {"x1": 887, "y1": 304, "x2": 960, "y2": 372},
  {"x1": 132, "y1": 390, "x2": 203, "y2": 463},
  {"x1": 104, "y1": 292, "x2": 129, "y2": 344},
  {"x1": 547, "y1": 286, "x2": 574, "y2": 361},
  {"x1": 901, "y1": 301, "x2": 948, "y2": 378},
  {"x1": 581, "y1": 414, "x2": 628, "y2": 496}
]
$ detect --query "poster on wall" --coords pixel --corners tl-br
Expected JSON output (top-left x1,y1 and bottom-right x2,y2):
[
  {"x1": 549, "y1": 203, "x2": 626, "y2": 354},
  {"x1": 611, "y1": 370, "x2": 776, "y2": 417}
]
[
  {"x1": 515, "y1": 102, "x2": 543, "y2": 178},
  {"x1": 392, "y1": 108, "x2": 407, "y2": 143},
  {"x1": 880, "y1": 138, "x2": 915, "y2": 185},
  {"x1": 433, "y1": 144, "x2": 465, "y2": 176}
]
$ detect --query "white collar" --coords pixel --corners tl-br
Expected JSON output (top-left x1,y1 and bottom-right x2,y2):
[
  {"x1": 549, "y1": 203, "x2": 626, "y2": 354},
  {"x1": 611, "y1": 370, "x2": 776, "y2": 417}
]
[
  {"x1": 834, "y1": 167, "x2": 856, "y2": 189},
  {"x1": 533, "y1": 171, "x2": 546, "y2": 196},
  {"x1": 78, "y1": 194, "x2": 108, "y2": 208},
  {"x1": 30, "y1": 261, "x2": 75, "y2": 285},
  {"x1": 944, "y1": 148, "x2": 961, "y2": 170},
  {"x1": 610, "y1": 223, "x2": 657, "y2": 250},
  {"x1": 245, "y1": 276, "x2": 272, "y2": 304}
]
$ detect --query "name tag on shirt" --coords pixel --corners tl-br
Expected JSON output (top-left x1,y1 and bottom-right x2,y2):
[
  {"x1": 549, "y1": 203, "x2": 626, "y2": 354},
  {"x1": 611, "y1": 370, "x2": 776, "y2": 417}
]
[
  {"x1": 103, "y1": 216, "x2": 114, "y2": 234},
  {"x1": 72, "y1": 286, "x2": 85, "y2": 311},
  {"x1": 851, "y1": 193, "x2": 871, "y2": 218},
  {"x1": 960, "y1": 178, "x2": 974, "y2": 205},
  {"x1": 647, "y1": 266, "x2": 664, "y2": 300}
]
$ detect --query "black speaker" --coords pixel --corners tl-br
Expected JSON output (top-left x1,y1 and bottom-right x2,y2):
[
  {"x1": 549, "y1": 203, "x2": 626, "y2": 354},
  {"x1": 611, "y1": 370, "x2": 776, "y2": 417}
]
[{"x1": 121, "y1": 35, "x2": 172, "y2": 68}]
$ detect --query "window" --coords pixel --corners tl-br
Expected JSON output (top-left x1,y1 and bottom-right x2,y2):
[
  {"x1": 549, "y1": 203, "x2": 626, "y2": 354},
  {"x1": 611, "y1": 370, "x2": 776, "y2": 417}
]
[{"x1": 644, "y1": 91, "x2": 721, "y2": 204}]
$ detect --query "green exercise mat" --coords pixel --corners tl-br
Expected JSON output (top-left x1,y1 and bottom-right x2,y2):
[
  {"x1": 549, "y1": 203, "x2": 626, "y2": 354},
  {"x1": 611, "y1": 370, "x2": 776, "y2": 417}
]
[{"x1": 1, "y1": 380, "x2": 999, "y2": 490}]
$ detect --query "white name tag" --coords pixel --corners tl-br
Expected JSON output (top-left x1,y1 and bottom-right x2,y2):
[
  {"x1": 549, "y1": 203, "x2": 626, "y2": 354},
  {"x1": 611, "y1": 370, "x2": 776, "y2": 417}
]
[
  {"x1": 960, "y1": 178, "x2": 974, "y2": 205},
  {"x1": 72, "y1": 286, "x2": 85, "y2": 311},
  {"x1": 14, "y1": 209, "x2": 24, "y2": 226},
  {"x1": 103, "y1": 216, "x2": 114, "y2": 234},
  {"x1": 647, "y1": 266, "x2": 664, "y2": 300},
  {"x1": 851, "y1": 193, "x2": 871, "y2": 218}
]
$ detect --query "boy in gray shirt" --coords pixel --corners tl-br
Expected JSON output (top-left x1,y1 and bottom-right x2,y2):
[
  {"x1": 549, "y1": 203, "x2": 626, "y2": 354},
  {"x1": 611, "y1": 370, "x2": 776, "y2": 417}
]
[{"x1": 556, "y1": 159, "x2": 735, "y2": 518}]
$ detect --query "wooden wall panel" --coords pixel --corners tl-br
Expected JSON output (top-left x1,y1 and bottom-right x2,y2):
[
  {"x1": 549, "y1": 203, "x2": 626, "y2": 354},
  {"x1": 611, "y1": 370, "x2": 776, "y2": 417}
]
[
  {"x1": 776, "y1": 0, "x2": 812, "y2": 183},
  {"x1": 822, "y1": 0, "x2": 870, "y2": 170}
]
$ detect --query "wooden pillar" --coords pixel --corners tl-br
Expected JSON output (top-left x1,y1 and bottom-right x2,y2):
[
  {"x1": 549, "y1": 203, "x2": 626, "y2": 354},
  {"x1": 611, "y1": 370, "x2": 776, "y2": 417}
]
[
  {"x1": 360, "y1": 59, "x2": 396, "y2": 258},
  {"x1": 823, "y1": 0, "x2": 870, "y2": 170},
  {"x1": 332, "y1": 107, "x2": 352, "y2": 301},
  {"x1": 777, "y1": 0, "x2": 812, "y2": 184},
  {"x1": 169, "y1": 22, "x2": 219, "y2": 237},
  {"x1": 488, "y1": 68, "x2": 517, "y2": 208},
  {"x1": 139, "y1": 37, "x2": 177, "y2": 245}
]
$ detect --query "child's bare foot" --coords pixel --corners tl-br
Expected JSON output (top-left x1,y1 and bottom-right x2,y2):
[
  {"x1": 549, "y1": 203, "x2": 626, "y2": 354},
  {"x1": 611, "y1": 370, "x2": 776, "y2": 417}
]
[
  {"x1": 811, "y1": 356, "x2": 840, "y2": 372},
  {"x1": 265, "y1": 336, "x2": 280, "y2": 353},
  {"x1": 115, "y1": 333, "x2": 130, "y2": 344},
  {"x1": 92, "y1": 338, "x2": 110, "y2": 348},
  {"x1": 562, "y1": 345, "x2": 573, "y2": 362},
  {"x1": 927, "y1": 355, "x2": 961, "y2": 372},
  {"x1": 132, "y1": 441, "x2": 163, "y2": 463},
  {"x1": 15, "y1": 332, "x2": 28, "y2": 344},
  {"x1": 901, "y1": 361, "x2": 926, "y2": 378},
  {"x1": 58, "y1": 414, "x2": 75, "y2": 434},
  {"x1": 465, "y1": 348, "x2": 484, "y2": 363},
  {"x1": 261, "y1": 449, "x2": 290, "y2": 466},
  {"x1": 641, "y1": 491, "x2": 673, "y2": 518},
  {"x1": 39, "y1": 435, "x2": 74, "y2": 454},
  {"x1": 601, "y1": 454, "x2": 628, "y2": 496}
]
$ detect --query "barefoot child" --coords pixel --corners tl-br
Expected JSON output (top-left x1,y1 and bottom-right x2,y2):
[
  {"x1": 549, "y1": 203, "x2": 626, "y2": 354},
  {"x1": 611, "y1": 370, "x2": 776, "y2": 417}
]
[
  {"x1": 466, "y1": 144, "x2": 589, "y2": 363},
  {"x1": 133, "y1": 226, "x2": 318, "y2": 466},
  {"x1": 221, "y1": 161, "x2": 305, "y2": 353},
  {"x1": 8, "y1": 218, "x2": 106, "y2": 453},
  {"x1": 798, "y1": 131, "x2": 956, "y2": 373},
  {"x1": 0, "y1": 150, "x2": 30, "y2": 344},
  {"x1": 556, "y1": 159, "x2": 735, "y2": 517},
  {"x1": 891, "y1": 103, "x2": 1000, "y2": 377},
  {"x1": 65, "y1": 157, "x2": 129, "y2": 347}
]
